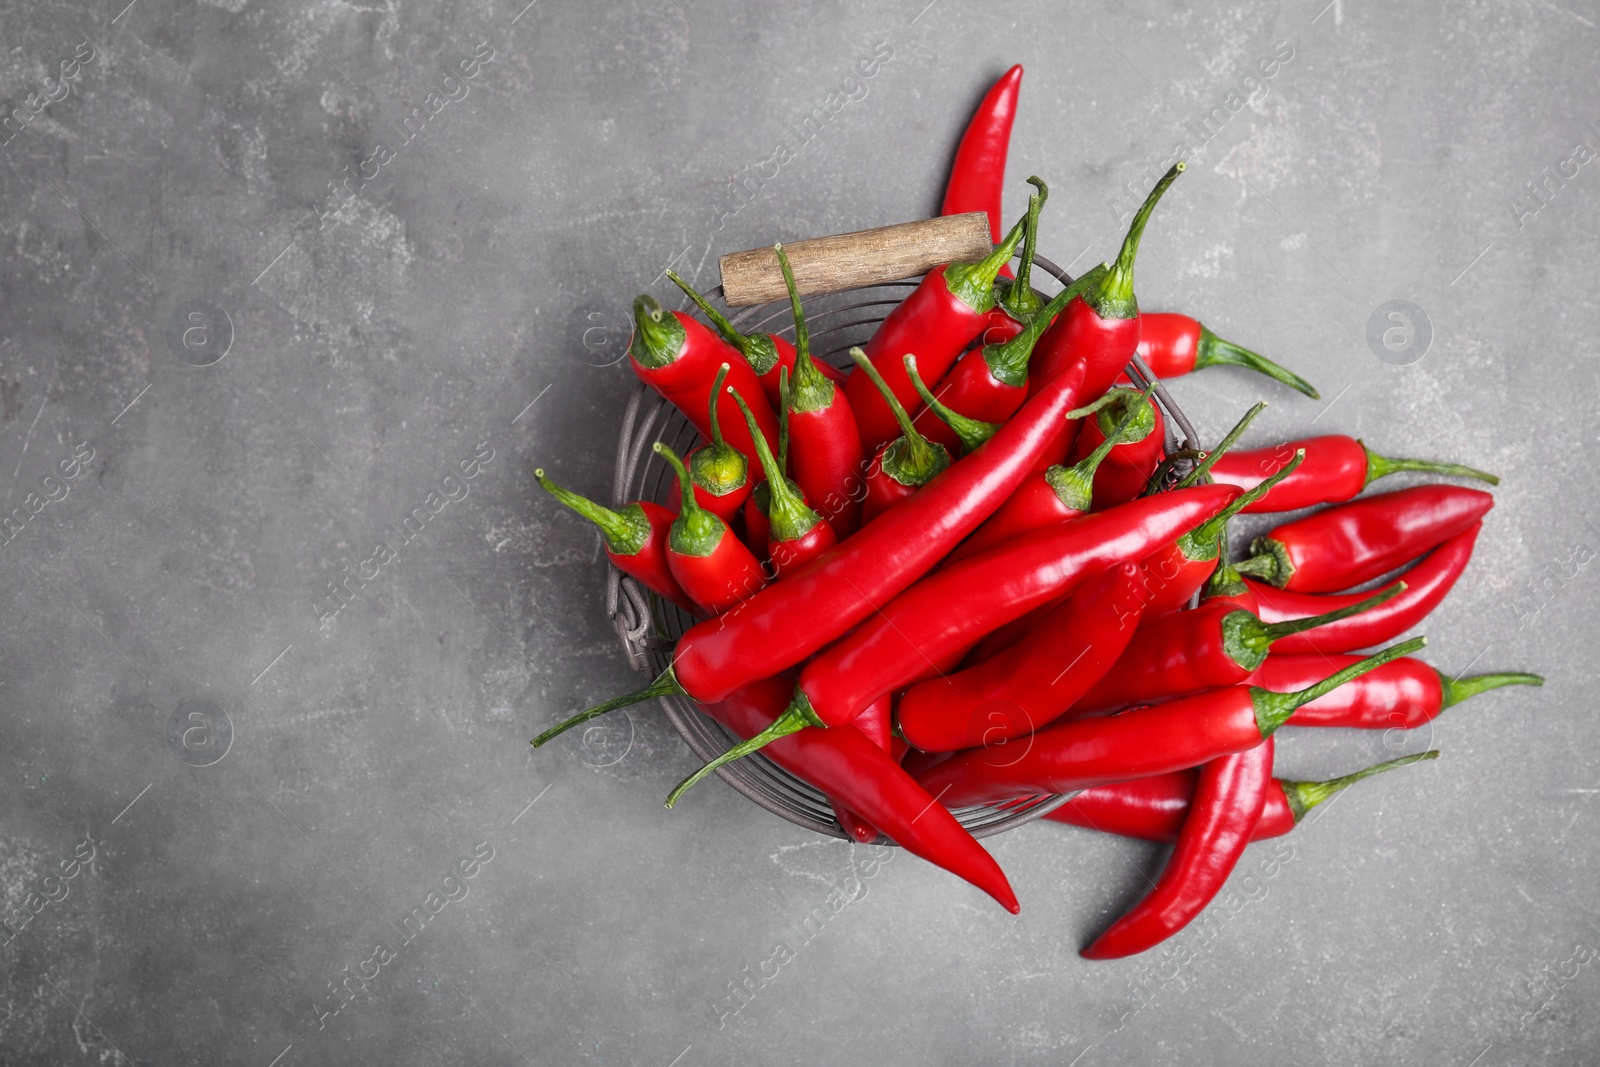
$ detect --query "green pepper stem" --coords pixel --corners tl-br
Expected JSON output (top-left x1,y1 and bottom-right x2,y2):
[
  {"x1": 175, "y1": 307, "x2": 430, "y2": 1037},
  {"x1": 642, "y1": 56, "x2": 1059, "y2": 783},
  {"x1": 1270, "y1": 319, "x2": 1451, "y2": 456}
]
[
  {"x1": 630, "y1": 294, "x2": 684, "y2": 369},
  {"x1": 663, "y1": 698, "x2": 826, "y2": 807},
  {"x1": 1045, "y1": 382, "x2": 1158, "y2": 512},
  {"x1": 1179, "y1": 449, "x2": 1304, "y2": 559},
  {"x1": 655, "y1": 442, "x2": 724, "y2": 556},
  {"x1": 731, "y1": 386, "x2": 818, "y2": 542},
  {"x1": 534, "y1": 468, "x2": 643, "y2": 555},
  {"x1": 666, "y1": 269, "x2": 745, "y2": 351},
  {"x1": 1202, "y1": 526, "x2": 1250, "y2": 603},
  {"x1": 1224, "y1": 583, "x2": 1406, "y2": 671},
  {"x1": 1195, "y1": 325, "x2": 1320, "y2": 399},
  {"x1": 1094, "y1": 162, "x2": 1185, "y2": 319},
  {"x1": 943, "y1": 214, "x2": 1028, "y2": 312},
  {"x1": 999, "y1": 176, "x2": 1048, "y2": 320},
  {"x1": 777, "y1": 366, "x2": 792, "y2": 470},
  {"x1": 1280, "y1": 750, "x2": 1440, "y2": 823},
  {"x1": 1176, "y1": 402, "x2": 1267, "y2": 489},
  {"x1": 1362, "y1": 442, "x2": 1500, "y2": 488},
  {"x1": 687, "y1": 365, "x2": 749, "y2": 495},
  {"x1": 905, "y1": 354, "x2": 998, "y2": 454},
  {"x1": 531, "y1": 669, "x2": 682, "y2": 748},
  {"x1": 1437, "y1": 670, "x2": 1544, "y2": 709},
  {"x1": 1258, "y1": 582, "x2": 1404, "y2": 641},
  {"x1": 850, "y1": 347, "x2": 949, "y2": 484},
  {"x1": 986, "y1": 263, "x2": 1109, "y2": 387},
  {"x1": 1253, "y1": 636, "x2": 1428, "y2": 735},
  {"x1": 772, "y1": 244, "x2": 835, "y2": 416},
  {"x1": 1233, "y1": 536, "x2": 1294, "y2": 585}
]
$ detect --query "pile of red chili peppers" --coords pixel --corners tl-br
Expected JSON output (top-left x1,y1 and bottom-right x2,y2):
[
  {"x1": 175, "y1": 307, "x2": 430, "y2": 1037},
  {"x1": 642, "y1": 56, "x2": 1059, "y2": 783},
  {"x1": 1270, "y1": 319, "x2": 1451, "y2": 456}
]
[{"x1": 532, "y1": 67, "x2": 1542, "y2": 957}]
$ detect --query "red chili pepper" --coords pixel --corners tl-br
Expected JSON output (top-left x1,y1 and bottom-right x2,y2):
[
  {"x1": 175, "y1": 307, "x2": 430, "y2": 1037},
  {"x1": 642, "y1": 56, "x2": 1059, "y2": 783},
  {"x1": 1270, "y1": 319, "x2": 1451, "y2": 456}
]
[
  {"x1": 1049, "y1": 751, "x2": 1438, "y2": 842},
  {"x1": 791, "y1": 486, "x2": 1239, "y2": 729},
  {"x1": 959, "y1": 402, "x2": 1251, "y2": 663},
  {"x1": 911, "y1": 262, "x2": 1112, "y2": 453},
  {"x1": 1067, "y1": 385, "x2": 1166, "y2": 510},
  {"x1": 942, "y1": 64, "x2": 1023, "y2": 250},
  {"x1": 948, "y1": 383, "x2": 1155, "y2": 565},
  {"x1": 534, "y1": 469, "x2": 698, "y2": 615},
  {"x1": 914, "y1": 638, "x2": 1424, "y2": 808},
  {"x1": 663, "y1": 364, "x2": 751, "y2": 523},
  {"x1": 1207, "y1": 434, "x2": 1499, "y2": 513},
  {"x1": 1068, "y1": 584, "x2": 1401, "y2": 718},
  {"x1": 730, "y1": 382, "x2": 836, "y2": 577},
  {"x1": 1136, "y1": 312, "x2": 1320, "y2": 398},
  {"x1": 663, "y1": 483, "x2": 1240, "y2": 806},
  {"x1": 1028, "y1": 163, "x2": 1184, "y2": 402},
  {"x1": 1081, "y1": 738, "x2": 1275, "y2": 958},
  {"x1": 531, "y1": 361, "x2": 1090, "y2": 751},
  {"x1": 1247, "y1": 523, "x2": 1481, "y2": 653},
  {"x1": 700, "y1": 675, "x2": 1018, "y2": 912},
  {"x1": 655, "y1": 443, "x2": 766, "y2": 615},
  {"x1": 1250, "y1": 653, "x2": 1542, "y2": 729},
  {"x1": 773, "y1": 244, "x2": 866, "y2": 537},
  {"x1": 629, "y1": 294, "x2": 778, "y2": 461},
  {"x1": 1236, "y1": 485, "x2": 1494, "y2": 592},
  {"x1": 851, "y1": 349, "x2": 954, "y2": 524},
  {"x1": 666, "y1": 268, "x2": 844, "y2": 410},
  {"x1": 1132, "y1": 449, "x2": 1304, "y2": 617},
  {"x1": 847, "y1": 221, "x2": 1025, "y2": 452},
  {"x1": 896, "y1": 562, "x2": 1148, "y2": 753}
]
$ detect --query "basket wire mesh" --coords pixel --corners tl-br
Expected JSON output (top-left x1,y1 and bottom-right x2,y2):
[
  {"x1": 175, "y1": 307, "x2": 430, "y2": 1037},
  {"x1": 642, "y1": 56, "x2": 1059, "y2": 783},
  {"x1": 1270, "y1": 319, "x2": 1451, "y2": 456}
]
[{"x1": 606, "y1": 253, "x2": 1201, "y2": 842}]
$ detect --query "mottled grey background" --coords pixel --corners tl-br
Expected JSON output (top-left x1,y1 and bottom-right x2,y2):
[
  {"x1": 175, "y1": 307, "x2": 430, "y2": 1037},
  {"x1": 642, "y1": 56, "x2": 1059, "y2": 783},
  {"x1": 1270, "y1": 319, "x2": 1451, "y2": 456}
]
[{"x1": 1, "y1": 0, "x2": 1595, "y2": 1063}]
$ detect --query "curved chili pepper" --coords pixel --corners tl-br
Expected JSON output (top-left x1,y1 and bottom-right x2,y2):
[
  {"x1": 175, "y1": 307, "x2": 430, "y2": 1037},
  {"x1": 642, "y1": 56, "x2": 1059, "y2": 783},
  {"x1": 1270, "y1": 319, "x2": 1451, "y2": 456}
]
[
  {"x1": 1049, "y1": 751, "x2": 1439, "y2": 842},
  {"x1": 1028, "y1": 163, "x2": 1184, "y2": 401},
  {"x1": 661, "y1": 483, "x2": 1241, "y2": 805},
  {"x1": 942, "y1": 64, "x2": 1023, "y2": 249},
  {"x1": 655, "y1": 443, "x2": 766, "y2": 615},
  {"x1": 534, "y1": 470, "x2": 697, "y2": 614},
  {"x1": 1081, "y1": 738, "x2": 1275, "y2": 959},
  {"x1": 914, "y1": 638, "x2": 1425, "y2": 808},
  {"x1": 664, "y1": 364, "x2": 750, "y2": 523},
  {"x1": 896, "y1": 562, "x2": 1147, "y2": 753},
  {"x1": 852, "y1": 349, "x2": 953, "y2": 524},
  {"x1": 1067, "y1": 385, "x2": 1165, "y2": 510},
  {"x1": 666, "y1": 268, "x2": 843, "y2": 410},
  {"x1": 848, "y1": 221, "x2": 1025, "y2": 452},
  {"x1": 1250, "y1": 653, "x2": 1543, "y2": 729},
  {"x1": 792, "y1": 486, "x2": 1238, "y2": 729},
  {"x1": 1133, "y1": 450, "x2": 1304, "y2": 617},
  {"x1": 1247, "y1": 523, "x2": 1481, "y2": 653},
  {"x1": 1209, "y1": 434, "x2": 1499, "y2": 514},
  {"x1": 730, "y1": 382, "x2": 836, "y2": 577},
  {"x1": 1136, "y1": 312, "x2": 1320, "y2": 398},
  {"x1": 629, "y1": 294, "x2": 777, "y2": 460},
  {"x1": 1237, "y1": 485, "x2": 1494, "y2": 592},
  {"x1": 700, "y1": 675, "x2": 1018, "y2": 912},
  {"x1": 774, "y1": 244, "x2": 865, "y2": 536},
  {"x1": 961, "y1": 390, "x2": 1237, "y2": 661},
  {"x1": 910, "y1": 261, "x2": 1112, "y2": 452},
  {"x1": 949, "y1": 383, "x2": 1155, "y2": 565},
  {"x1": 832, "y1": 693, "x2": 896, "y2": 841},
  {"x1": 530, "y1": 361, "x2": 1091, "y2": 749},
  {"x1": 1069, "y1": 585, "x2": 1401, "y2": 717}
]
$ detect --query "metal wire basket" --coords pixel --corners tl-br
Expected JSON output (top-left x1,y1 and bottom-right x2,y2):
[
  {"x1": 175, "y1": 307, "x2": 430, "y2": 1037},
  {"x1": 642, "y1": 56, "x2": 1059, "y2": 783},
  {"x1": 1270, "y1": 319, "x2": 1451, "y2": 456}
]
[{"x1": 607, "y1": 252, "x2": 1201, "y2": 842}]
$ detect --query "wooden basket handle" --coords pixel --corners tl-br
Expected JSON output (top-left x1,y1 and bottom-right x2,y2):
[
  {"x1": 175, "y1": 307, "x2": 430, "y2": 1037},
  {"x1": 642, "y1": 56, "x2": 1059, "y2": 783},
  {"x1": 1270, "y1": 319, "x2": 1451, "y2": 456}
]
[{"x1": 717, "y1": 212, "x2": 993, "y2": 307}]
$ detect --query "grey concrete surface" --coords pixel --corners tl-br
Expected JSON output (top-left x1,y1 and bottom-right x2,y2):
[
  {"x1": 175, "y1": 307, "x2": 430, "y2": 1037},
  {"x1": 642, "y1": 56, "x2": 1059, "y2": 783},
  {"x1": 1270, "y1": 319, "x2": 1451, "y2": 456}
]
[{"x1": 1, "y1": 0, "x2": 1596, "y2": 1063}]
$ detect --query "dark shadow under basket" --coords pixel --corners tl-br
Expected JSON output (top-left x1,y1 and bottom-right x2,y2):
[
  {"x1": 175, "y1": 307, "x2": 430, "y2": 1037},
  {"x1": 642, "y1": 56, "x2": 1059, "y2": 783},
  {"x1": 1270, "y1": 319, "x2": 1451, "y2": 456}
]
[{"x1": 607, "y1": 252, "x2": 1201, "y2": 842}]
